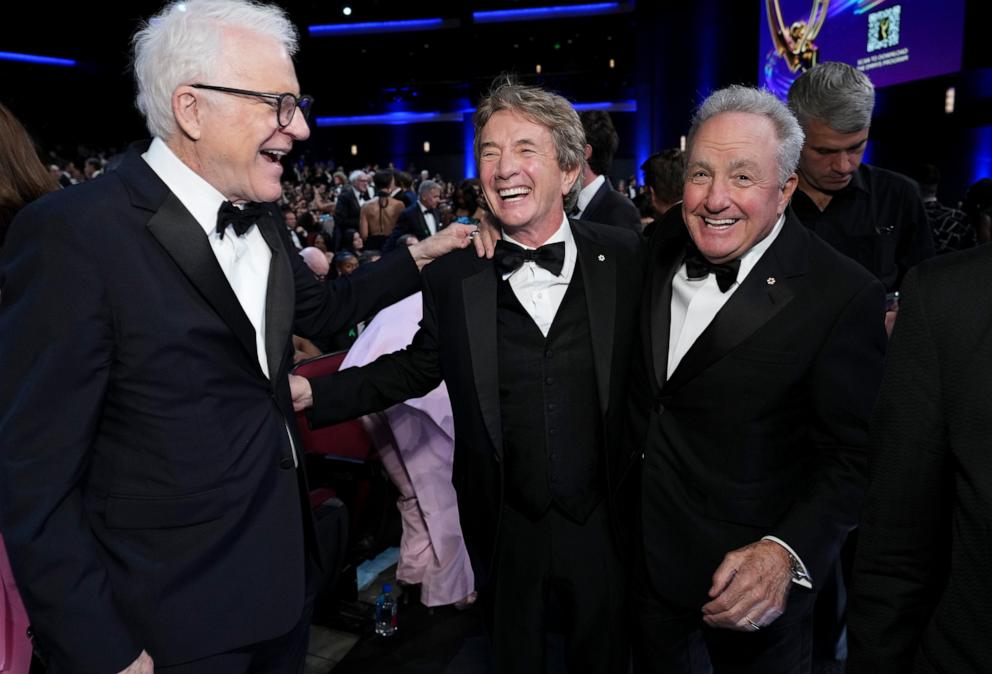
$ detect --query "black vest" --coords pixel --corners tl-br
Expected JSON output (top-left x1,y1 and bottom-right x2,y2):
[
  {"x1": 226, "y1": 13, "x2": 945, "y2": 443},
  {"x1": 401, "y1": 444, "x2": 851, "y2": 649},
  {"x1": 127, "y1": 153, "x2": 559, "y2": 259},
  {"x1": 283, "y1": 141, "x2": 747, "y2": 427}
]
[{"x1": 497, "y1": 266, "x2": 605, "y2": 523}]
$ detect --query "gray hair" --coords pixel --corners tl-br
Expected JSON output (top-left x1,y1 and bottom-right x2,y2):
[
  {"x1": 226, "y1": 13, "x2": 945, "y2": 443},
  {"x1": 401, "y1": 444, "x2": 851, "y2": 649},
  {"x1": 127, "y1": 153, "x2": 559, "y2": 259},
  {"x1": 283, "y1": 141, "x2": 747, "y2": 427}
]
[
  {"x1": 687, "y1": 85, "x2": 805, "y2": 187},
  {"x1": 473, "y1": 78, "x2": 585, "y2": 211},
  {"x1": 787, "y1": 61, "x2": 875, "y2": 133},
  {"x1": 348, "y1": 170, "x2": 368, "y2": 185},
  {"x1": 132, "y1": 0, "x2": 299, "y2": 140},
  {"x1": 418, "y1": 179, "x2": 441, "y2": 196}
]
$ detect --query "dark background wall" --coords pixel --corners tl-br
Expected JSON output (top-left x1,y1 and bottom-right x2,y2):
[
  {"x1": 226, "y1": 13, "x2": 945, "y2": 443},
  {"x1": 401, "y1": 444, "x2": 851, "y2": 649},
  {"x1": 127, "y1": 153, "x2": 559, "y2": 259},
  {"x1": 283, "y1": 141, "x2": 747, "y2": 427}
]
[{"x1": 2, "y1": 0, "x2": 989, "y2": 203}]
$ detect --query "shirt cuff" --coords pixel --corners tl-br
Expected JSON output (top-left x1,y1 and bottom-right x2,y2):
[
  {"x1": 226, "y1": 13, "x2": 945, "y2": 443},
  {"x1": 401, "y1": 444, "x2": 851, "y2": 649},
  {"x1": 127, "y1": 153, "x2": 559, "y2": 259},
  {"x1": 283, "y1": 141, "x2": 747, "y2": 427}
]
[{"x1": 762, "y1": 535, "x2": 813, "y2": 589}]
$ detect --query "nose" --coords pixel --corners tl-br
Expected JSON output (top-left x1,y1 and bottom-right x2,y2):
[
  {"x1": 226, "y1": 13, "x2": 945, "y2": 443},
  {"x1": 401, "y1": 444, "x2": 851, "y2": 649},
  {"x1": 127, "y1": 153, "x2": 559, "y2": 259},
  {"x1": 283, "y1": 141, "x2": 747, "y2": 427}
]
[
  {"x1": 833, "y1": 152, "x2": 855, "y2": 175},
  {"x1": 495, "y1": 150, "x2": 519, "y2": 180},
  {"x1": 703, "y1": 178, "x2": 731, "y2": 213},
  {"x1": 283, "y1": 105, "x2": 311, "y2": 141}
]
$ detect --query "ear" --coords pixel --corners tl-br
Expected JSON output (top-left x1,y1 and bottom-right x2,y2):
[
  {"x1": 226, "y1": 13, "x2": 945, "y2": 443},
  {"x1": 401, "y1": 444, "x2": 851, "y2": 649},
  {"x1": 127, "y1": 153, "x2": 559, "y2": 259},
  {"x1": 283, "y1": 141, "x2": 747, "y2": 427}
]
[
  {"x1": 562, "y1": 163, "x2": 582, "y2": 196},
  {"x1": 778, "y1": 172, "x2": 799, "y2": 214},
  {"x1": 584, "y1": 144, "x2": 593, "y2": 161},
  {"x1": 172, "y1": 86, "x2": 203, "y2": 141}
]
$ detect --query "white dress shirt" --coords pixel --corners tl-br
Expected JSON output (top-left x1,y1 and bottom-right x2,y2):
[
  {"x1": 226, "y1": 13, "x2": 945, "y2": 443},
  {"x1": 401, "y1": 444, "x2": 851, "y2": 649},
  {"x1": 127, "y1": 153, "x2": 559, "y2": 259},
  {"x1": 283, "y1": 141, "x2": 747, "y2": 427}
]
[
  {"x1": 421, "y1": 203, "x2": 438, "y2": 236},
  {"x1": 501, "y1": 213, "x2": 576, "y2": 338},
  {"x1": 574, "y1": 174, "x2": 605, "y2": 219},
  {"x1": 143, "y1": 138, "x2": 273, "y2": 379},
  {"x1": 665, "y1": 213, "x2": 812, "y2": 587}
]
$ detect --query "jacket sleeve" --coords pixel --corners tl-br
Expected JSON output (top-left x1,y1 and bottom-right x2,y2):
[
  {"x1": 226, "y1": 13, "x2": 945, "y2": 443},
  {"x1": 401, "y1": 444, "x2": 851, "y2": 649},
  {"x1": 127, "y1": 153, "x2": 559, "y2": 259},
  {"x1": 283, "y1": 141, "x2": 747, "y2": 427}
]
[
  {"x1": 847, "y1": 266, "x2": 949, "y2": 673},
  {"x1": 0, "y1": 206, "x2": 143, "y2": 674}
]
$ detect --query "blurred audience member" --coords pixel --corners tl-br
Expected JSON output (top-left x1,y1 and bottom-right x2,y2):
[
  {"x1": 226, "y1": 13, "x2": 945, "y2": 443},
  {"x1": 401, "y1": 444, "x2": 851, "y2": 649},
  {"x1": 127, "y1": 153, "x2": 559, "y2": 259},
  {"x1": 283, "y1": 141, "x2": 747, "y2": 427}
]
[
  {"x1": 450, "y1": 179, "x2": 486, "y2": 225},
  {"x1": 342, "y1": 293, "x2": 476, "y2": 609},
  {"x1": 395, "y1": 170, "x2": 416, "y2": 207},
  {"x1": 360, "y1": 169, "x2": 404, "y2": 249},
  {"x1": 299, "y1": 246, "x2": 329, "y2": 280},
  {"x1": 334, "y1": 250, "x2": 359, "y2": 277},
  {"x1": 908, "y1": 163, "x2": 974, "y2": 254},
  {"x1": 335, "y1": 170, "x2": 370, "y2": 232},
  {"x1": 640, "y1": 148, "x2": 685, "y2": 238},
  {"x1": 0, "y1": 101, "x2": 57, "y2": 248},
  {"x1": 382, "y1": 180, "x2": 442, "y2": 252},
  {"x1": 575, "y1": 110, "x2": 641, "y2": 232},
  {"x1": 962, "y1": 178, "x2": 992, "y2": 244}
]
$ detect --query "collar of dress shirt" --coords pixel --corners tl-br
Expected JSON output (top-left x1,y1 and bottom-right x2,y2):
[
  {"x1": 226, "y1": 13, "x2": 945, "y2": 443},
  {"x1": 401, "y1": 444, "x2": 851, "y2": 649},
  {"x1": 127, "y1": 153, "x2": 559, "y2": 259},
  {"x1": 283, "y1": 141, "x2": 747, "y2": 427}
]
[
  {"x1": 500, "y1": 212, "x2": 576, "y2": 281},
  {"x1": 575, "y1": 174, "x2": 605, "y2": 215},
  {"x1": 142, "y1": 137, "x2": 227, "y2": 238}
]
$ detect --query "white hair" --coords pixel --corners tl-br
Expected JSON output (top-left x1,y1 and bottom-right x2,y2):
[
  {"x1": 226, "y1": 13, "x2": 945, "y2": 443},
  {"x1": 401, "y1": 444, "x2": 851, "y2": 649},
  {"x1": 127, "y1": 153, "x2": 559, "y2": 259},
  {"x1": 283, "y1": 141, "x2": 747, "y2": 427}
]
[
  {"x1": 348, "y1": 170, "x2": 368, "y2": 185},
  {"x1": 132, "y1": 0, "x2": 299, "y2": 140},
  {"x1": 687, "y1": 85, "x2": 805, "y2": 187}
]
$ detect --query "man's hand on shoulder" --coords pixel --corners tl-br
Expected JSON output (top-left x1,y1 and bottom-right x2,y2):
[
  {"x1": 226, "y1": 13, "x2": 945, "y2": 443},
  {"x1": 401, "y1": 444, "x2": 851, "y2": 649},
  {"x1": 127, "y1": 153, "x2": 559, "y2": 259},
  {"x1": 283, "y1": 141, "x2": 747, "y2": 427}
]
[
  {"x1": 701, "y1": 539, "x2": 793, "y2": 632},
  {"x1": 407, "y1": 224, "x2": 478, "y2": 270},
  {"x1": 118, "y1": 650, "x2": 154, "y2": 674}
]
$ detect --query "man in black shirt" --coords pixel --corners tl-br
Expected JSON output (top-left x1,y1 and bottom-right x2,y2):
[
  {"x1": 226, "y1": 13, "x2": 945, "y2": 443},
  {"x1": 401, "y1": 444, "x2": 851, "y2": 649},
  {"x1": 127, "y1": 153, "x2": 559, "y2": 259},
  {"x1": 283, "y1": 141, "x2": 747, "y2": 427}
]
[{"x1": 787, "y1": 62, "x2": 933, "y2": 294}]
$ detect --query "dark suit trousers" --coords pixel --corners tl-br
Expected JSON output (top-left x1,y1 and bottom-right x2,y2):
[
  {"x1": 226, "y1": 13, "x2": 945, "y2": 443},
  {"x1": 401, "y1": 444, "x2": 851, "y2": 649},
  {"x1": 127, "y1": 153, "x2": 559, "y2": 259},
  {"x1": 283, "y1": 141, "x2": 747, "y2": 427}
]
[
  {"x1": 158, "y1": 569, "x2": 316, "y2": 674},
  {"x1": 632, "y1": 558, "x2": 813, "y2": 674},
  {"x1": 486, "y1": 501, "x2": 627, "y2": 674}
]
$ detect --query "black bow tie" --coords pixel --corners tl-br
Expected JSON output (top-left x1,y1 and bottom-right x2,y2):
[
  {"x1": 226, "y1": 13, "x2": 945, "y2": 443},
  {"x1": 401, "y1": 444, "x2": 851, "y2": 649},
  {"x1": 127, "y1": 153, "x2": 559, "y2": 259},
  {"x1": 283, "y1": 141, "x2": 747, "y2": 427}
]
[
  {"x1": 494, "y1": 240, "x2": 566, "y2": 277},
  {"x1": 683, "y1": 242, "x2": 740, "y2": 292},
  {"x1": 216, "y1": 201, "x2": 266, "y2": 239}
]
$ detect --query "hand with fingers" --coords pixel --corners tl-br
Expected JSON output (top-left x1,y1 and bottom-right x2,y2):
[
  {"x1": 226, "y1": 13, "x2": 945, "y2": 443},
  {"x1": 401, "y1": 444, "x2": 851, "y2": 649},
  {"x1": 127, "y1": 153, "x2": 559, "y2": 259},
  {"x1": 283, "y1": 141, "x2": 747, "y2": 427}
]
[{"x1": 701, "y1": 539, "x2": 793, "y2": 632}]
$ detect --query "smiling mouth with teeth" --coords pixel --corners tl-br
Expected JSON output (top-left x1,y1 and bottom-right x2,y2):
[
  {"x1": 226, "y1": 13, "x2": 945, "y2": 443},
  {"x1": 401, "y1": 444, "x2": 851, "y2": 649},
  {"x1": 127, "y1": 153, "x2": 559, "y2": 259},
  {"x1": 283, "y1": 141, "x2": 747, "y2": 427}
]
[
  {"x1": 498, "y1": 187, "x2": 531, "y2": 201},
  {"x1": 261, "y1": 150, "x2": 286, "y2": 163},
  {"x1": 703, "y1": 218, "x2": 739, "y2": 228}
]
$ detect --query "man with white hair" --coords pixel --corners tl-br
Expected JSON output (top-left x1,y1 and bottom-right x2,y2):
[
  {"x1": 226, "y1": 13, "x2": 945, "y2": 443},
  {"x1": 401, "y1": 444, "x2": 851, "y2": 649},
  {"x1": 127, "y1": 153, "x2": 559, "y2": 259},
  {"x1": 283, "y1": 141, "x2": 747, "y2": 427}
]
[
  {"x1": 631, "y1": 85, "x2": 885, "y2": 673},
  {"x1": 334, "y1": 169, "x2": 371, "y2": 233},
  {"x1": 0, "y1": 1, "x2": 475, "y2": 672}
]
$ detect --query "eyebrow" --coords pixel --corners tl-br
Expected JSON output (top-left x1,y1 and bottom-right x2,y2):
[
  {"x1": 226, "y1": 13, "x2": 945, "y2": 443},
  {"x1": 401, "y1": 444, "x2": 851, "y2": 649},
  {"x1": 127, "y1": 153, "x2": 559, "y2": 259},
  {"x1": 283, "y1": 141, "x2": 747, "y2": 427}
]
[{"x1": 728, "y1": 158, "x2": 762, "y2": 173}]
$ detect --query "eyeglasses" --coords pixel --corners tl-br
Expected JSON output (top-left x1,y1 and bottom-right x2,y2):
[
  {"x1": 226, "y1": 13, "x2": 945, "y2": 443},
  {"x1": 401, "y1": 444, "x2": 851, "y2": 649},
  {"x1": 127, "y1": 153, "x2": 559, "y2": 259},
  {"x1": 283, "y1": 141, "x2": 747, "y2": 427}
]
[{"x1": 190, "y1": 84, "x2": 314, "y2": 128}]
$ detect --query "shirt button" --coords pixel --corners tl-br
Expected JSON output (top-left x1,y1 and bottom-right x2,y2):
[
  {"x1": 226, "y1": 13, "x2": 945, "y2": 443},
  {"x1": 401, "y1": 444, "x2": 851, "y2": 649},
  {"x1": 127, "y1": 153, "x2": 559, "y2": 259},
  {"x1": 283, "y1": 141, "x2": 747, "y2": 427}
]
[
  {"x1": 549, "y1": 428, "x2": 557, "y2": 436},
  {"x1": 545, "y1": 350, "x2": 553, "y2": 359},
  {"x1": 545, "y1": 376, "x2": 554, "y2": 385},
  {"x1": 548, "y1": 403, "x2": 556, "y2": 411}
]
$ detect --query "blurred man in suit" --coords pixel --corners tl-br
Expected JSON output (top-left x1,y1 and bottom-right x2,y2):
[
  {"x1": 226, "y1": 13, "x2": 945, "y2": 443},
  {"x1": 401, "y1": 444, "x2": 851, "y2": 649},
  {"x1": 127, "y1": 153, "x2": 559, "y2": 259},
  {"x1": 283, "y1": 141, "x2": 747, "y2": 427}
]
[
  {"x1": 631, "y1": 85, "x2": 886, "y2": 674},
  {"x1": 333, "y1": 169, "x2": 371, "y2": 233},
  {"x1": 575, "y1": 110, "x2": 642, "y2": 232},
  {"x1": 0, "y1": 2, "x2": 474, "y2": 672},
  {"x1": 382, "y1": 179, "x2": 442, "y2": 252},
  {"x1": 848, "y1": 246, "x2": 992, "y2": 674}
]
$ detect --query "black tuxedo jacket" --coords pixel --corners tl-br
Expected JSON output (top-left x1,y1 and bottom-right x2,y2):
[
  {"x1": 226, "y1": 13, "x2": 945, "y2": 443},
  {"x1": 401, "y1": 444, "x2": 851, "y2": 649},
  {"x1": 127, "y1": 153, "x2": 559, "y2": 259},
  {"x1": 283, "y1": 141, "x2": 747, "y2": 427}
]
[
  {"x1": 383, "y1": 202, "x2": 436, "y2": 252},
  {"x1": 848, "y1": 246, "x2": 992, "y2": 674},
  {"x1": 310, "y1": 219, "x2": 644, "y2": 583},
  {"x1": 632, "y1": 209, "x2": 886, "y2": 609},
  {"x1": 0, "y1": 143, "x2": 419, "y2": 673},
  {"x1": 334, "y1": 188, "x2": 362, "y2": 233},
  {"x1": 581, "y1": 177, "x2": 642, "y2": 233}
]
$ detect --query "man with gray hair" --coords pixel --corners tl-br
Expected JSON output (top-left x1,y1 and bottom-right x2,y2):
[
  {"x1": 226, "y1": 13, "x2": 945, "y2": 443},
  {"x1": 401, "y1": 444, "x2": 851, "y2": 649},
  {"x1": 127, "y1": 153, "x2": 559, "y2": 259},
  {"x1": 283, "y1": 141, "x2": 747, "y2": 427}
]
[
  {"x1": 0, "y1": 1, "x2": 476, "y2": 672},
  {"x1": 334, "y1": 169, "x2": 372, "y2": 233},
  {"x1": 292, "y1": 79, "x2": 643, "y2": 673},
  {"x1": 631, "y1": 84, "x2": 885, "y2": 673},
  {"x1": 382, "y1": 179, "x2": 442, "y2": 252},
  {"x1": 787, "y1": 61, "x2": 933, "y2": 295}
]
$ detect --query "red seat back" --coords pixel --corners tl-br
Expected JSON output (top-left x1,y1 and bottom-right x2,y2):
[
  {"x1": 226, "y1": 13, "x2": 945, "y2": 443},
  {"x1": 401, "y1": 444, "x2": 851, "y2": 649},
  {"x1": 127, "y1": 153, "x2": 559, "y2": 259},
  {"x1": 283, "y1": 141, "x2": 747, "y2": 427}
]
[{"x1": 292, "y1": 350, "x2": 373, "y2": 462}]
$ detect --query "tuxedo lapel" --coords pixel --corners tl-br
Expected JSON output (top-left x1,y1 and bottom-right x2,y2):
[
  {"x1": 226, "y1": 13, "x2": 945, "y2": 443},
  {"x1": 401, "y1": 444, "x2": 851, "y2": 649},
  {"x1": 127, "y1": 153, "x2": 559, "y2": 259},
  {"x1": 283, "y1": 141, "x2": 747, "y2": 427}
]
[
  {"x1": 462, "y1": 262, "x2": 503, "y2": 456},
  {"x1": 648, "y1": 219, "x2": 687, "y2": 391},
  {"x1": 665, "y1": 215, "x2": 807, "y2": 392},
  {"x1": 145, "y1": 192, "x2": 261, "y2": 376},
  {"x1": 573, "y1": 222, "x2": 615, "y2": 415},
  {"x1": 257, "y1": 211, "x2": 294, "y2": 383}
]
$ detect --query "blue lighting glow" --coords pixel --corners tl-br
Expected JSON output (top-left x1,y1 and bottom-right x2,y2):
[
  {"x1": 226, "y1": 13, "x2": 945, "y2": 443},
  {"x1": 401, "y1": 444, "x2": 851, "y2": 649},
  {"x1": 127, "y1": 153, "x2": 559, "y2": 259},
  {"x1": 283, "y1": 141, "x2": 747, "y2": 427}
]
[
  {"x1": 572, "y1": 100, "x2": 636, "y2": 112},
  {"x1": 316, "y1": 111, "x2": 466, "y2": 127},
  {"x1": 970, "y1": 126, "x2": 992, "y2": 185},
  {"x1": 309, "y1": 18, "x2": 446, "y2": 36},
  {"x1": 317, "y1": 101, "x2": 636, "y2": 128},
  {"x1": 473, "y1": 3, "x2": 622, "y2": 23},
  {"x1": 0, "y1": 51, "x2": 76, "y2": 67}
]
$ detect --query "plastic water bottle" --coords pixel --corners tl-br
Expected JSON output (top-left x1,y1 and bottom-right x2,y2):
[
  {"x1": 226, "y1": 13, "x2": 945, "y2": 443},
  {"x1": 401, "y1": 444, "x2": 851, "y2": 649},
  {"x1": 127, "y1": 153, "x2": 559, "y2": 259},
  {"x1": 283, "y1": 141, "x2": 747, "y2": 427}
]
[{"x1": 375, "y1": 583, "x2": 398, "y2": 636}]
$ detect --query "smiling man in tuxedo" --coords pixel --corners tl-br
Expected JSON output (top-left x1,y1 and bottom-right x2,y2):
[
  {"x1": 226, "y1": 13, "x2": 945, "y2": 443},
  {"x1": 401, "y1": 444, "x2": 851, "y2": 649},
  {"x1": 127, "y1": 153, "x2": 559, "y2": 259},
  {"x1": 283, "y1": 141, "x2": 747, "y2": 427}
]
[
  {"x1": 293, "y1": 80, "x2": 643, "y2": 673},
  {"x1": 0, "y1": 2, "x2": 474, "y2": 673},
  {"x1": 631, "y1": 85, "x2": 886, "y2": 673}
]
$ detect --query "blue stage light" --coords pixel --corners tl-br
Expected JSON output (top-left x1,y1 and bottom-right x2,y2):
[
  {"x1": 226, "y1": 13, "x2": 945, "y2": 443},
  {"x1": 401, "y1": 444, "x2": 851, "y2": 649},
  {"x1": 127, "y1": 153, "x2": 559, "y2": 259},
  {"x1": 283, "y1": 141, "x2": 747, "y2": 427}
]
[
  {"x1": 315, "y1": 111, "x2": 466, "y2": 127},
  {"x1": 473, "y1": 3, "x2": 622, "y2": 23},
  {"x1": 0, "y1": 51, "x2": 76, "y2": 67},
  {"x1": 309, "y1": 18, "x2": 446, "y2": 36}
]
